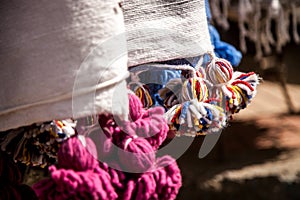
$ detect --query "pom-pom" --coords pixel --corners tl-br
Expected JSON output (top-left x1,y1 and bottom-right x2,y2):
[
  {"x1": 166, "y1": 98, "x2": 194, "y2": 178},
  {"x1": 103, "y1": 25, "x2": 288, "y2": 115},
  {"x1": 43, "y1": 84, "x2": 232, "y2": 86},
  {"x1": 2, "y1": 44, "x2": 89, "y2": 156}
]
[
  {"x1": 0, "y1": 119, "x2": 76, "y2": 167},
  {"x1": 181, "y1": 77, "x2": 208, "y2": 102},
  {"x1": 225, "y1": 71, "x2": 260, "y2": 115},
  {"x1": 117, "y1": 136, "x2": 155, "y2": 172},
  {"x1": 128, "y1": 92, "x2": 145, "y2": 121},
  {"x1": 205, "y1": 58, "x2": 236, "y2": 100},
  {"x1": 205, "y1": 57, "x2": 260, "y2": 117},
  {"x1": 57, "y1": 136, "x2": 98, "y2": 171},
  {"x1": 98, "y1": 94, "x2": 168, "y2": 152},
  {"x1": 206, "y1": 58, "x2": 233, "y2": 85},
  {"x1": 33, "y1": 136, "x2": 118, "y2": 200},
  {"x1": 120, "y1": 180, "x2": 136, "y2": 200},
  {"x1": 120, "y1": 155, "x2": 182, "y2": 200},
  {"x1": 134, "y1": 171, "x2": 157, "y2": 200},
  {"x1": 33, "y1": 165, "x2": 117, "y2": 200},
  {"x1": 160, "y1": 74, "x2": 225, "y2": 136},
  {"x1": 159, "y1": 76, "x2": 209, "y2": 109},
  {"x1": 164, "y1": 99, "x2": 226, "y2": 136},
  {"x1": 152, "y1": 155, "x2": 182, "y2": 200},
  {"x1": 121, "y1": 94, "x2": 168, "y2": 150}
]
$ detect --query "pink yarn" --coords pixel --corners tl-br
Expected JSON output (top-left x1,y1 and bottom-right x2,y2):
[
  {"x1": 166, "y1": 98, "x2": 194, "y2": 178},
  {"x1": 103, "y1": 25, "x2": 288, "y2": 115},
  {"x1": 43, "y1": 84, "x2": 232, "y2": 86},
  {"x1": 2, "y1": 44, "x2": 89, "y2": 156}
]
[
  {"x1": 152, "y1": 155, "x2": 182, "y2": 200},
  {"x1": 119, "y1": 155, "x2": 182, "y2": 200},
  {"x1": 98, "y1": 114, "x2": 118, "y2": 159},
  {"x1": 98, "y1": 125, "x2": 114, "y2": 159},
  {"x1": 33, "y1": 166, "x2": 117, "y2": 200},
  {"x1": 97, "y1": 94, "x2": 168, "y2": 172},
  {"x1": 96, "y1": 94, "x2": 169, "y2": 175},
  {"x1": 121, "y1": 94, "x2": 168, "y2": 150},
  {"x1": 94, "y1": 94, "x2": 181, "y2": 199},
  {"x1": 135, "y1": 171, "x2": 157, "y2": 199},
  {"x1": 128, "y1": 92, "x2": 145, "y2": 121},
  {"x1": 120, "y1": 180, "x2": 136, "y2": 200},
  {"x1": 57, "y1": 136, "x2": 98, "y2": 171},
  {"x1": 118, "y1": 136, "x2": 156, "y2": 172},
  {"x1": 33, "y1": 136, "x2": 118, "y2": 200},
  {"x1": 98, "y1": 161, "x2": 126, "y2": 192}
]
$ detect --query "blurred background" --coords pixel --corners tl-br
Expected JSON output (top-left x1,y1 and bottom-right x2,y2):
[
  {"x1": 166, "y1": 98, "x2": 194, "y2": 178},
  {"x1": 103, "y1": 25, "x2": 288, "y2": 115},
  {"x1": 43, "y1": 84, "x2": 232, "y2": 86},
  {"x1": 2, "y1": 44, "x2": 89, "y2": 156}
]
[{"x1": 177, "y1": 1, "x2": 300, "y2": 199}]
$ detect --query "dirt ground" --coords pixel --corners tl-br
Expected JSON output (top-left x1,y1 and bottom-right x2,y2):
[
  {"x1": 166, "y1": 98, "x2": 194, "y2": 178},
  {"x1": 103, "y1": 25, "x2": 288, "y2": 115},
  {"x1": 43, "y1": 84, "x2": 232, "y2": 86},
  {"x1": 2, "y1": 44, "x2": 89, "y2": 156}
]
[{"x1": 176, "y1": 114, "x2": 300, "y2": 200}]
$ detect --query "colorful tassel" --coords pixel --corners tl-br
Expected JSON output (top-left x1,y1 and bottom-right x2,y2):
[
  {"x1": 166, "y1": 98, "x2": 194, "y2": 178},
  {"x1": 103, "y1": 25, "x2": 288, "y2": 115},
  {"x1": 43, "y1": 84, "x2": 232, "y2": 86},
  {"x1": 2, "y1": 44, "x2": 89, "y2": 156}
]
[
  {"x1": 134, "y1": 85, "x2": 153, "y2": 108},
  {"x1": 205, "y1": 57, "x2": 260, "y2": 116},
  {"x1": 225, "y1": 71, "x2": 260, "y2": 115},
  {"x1": 159, "y1": 71, "x2": 226, "y2": 136},
  {"x1": 164, "y1": 99, "x2": 226, "y2": 136},
  {"x1": 0, "y1": 119, "x2": 76, "y2": 167}
]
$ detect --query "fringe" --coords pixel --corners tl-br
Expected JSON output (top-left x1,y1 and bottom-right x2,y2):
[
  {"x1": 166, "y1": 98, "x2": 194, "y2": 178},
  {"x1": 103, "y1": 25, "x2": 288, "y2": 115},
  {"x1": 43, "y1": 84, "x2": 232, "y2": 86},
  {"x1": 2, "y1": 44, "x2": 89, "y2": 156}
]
[{"x1": 210, "y1": 0, "x2": 300, "y2": 60}]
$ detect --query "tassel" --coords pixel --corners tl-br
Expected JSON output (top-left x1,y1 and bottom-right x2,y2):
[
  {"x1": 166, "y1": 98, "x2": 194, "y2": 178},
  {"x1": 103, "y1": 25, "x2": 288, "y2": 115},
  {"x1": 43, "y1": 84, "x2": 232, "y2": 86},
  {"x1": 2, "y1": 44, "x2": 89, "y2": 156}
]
[
  {"x1": 164, "y1": 99, "x2": 226, "y2": 136},
  {"x1": 33, "y1": 136, "x2": 118, "y2": 200}
]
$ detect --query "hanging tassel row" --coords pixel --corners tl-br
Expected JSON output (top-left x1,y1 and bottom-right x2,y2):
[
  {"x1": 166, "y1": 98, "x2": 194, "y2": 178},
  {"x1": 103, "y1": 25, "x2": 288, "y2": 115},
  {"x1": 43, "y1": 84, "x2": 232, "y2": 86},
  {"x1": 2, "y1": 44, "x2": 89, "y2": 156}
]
[
  {"x1": 0, "y1": 119, "x2": 76, "y2": 167},
  {"x1": 131, "y1": 55, "x2": 259, "y2": 137},
  {"x1": 33, "y1": 94, "x2": 181, "y2": 200}
]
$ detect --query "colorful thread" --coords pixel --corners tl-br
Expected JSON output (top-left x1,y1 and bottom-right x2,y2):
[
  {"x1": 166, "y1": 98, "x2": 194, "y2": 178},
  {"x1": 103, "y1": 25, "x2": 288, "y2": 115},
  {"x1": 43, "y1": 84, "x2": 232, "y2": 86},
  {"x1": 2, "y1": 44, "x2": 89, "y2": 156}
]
[{"x1": 0, "y1": 119, "x2": 76, "y2": 167}]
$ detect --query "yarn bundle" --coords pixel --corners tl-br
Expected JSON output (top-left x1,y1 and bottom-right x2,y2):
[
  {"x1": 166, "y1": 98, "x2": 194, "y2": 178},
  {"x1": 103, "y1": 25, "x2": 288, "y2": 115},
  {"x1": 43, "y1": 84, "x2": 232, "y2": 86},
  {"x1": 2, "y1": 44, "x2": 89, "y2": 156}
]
[
  {"x1": 33, "y1": 93, "x2": 182, "y2": 199},
  {"x1": 98, "y1": 93, "x2": 169, "y2": 173},
  {"x1": 97, "y1": 93, "x2": 181, "y2": 199},
  {"x1": 119, "y1": 155, "x2": 181, "y2": 200},
  {"x1": 206, "y1": 57, "x2": 260, "y2": 116},
  {"x1": 164, "y1": 99, "x2": 226, "y2": 136},
  {"x1": 122, "y1": 93, "x2": 168, "y2": 150},
  {"x1": 131, "y1": 55, "x2": 259, "y2": 137},
  {"x1": 117, "y1": 136, "x2": 156, "y2": 172},
  {"x1": 33, "y1": 136, "x2": 118, "y2": 200},
  {"x1": 153, "y1": 67, "x2": 226, "y2": 136},
  {"x1": 97, "y1": 93, "x2": 168, "y2": 165},
  {"x1": 134, "y1": 85, "x2": 153, "y2": 109},
  {"x1": 225, "y1": 72, "x2": 259, "y2": 115}
]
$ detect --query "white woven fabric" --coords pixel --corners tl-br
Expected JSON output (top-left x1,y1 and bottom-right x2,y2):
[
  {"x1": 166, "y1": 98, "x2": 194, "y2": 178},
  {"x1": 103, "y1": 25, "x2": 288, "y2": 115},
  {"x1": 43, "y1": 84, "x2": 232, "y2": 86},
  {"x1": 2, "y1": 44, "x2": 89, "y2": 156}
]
[
  {"x1": 0, "y1": 0, "x2": 129, "y2": 131},
  {"x1": 123, "y1": 0, "x2": 212, "y2": 67},
  {"x1": 0, "y1": 0, "x2": 211, "y2": 131}
]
